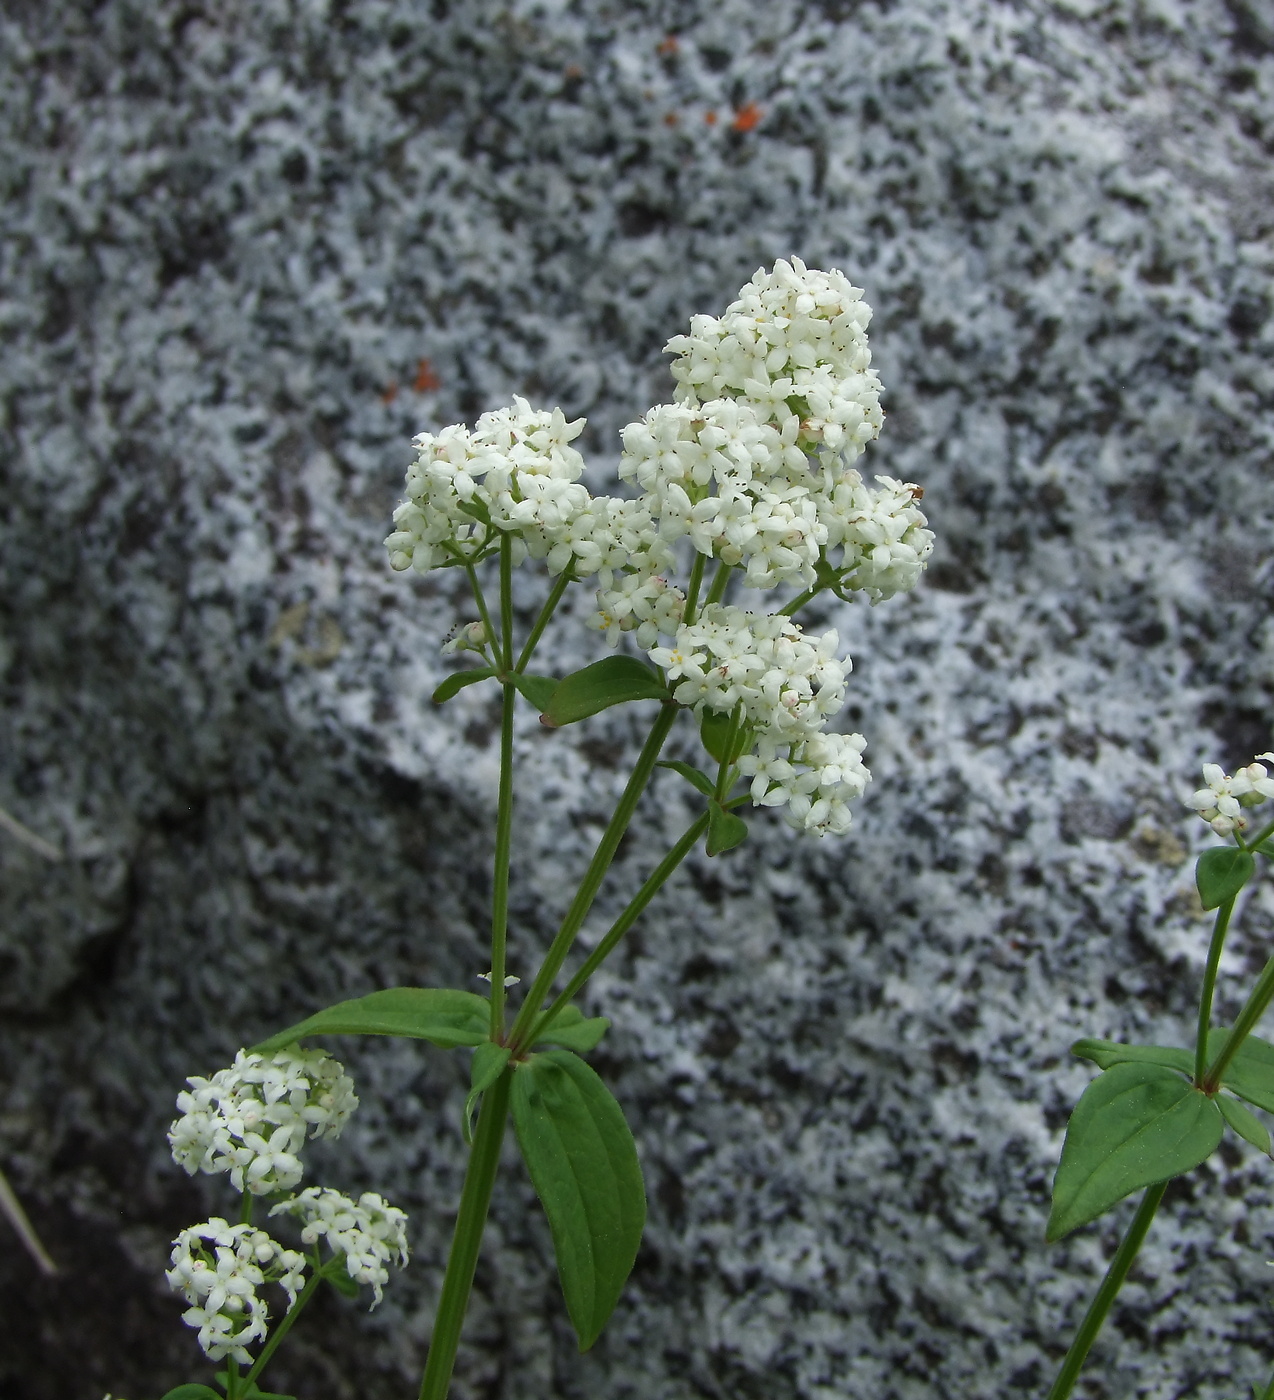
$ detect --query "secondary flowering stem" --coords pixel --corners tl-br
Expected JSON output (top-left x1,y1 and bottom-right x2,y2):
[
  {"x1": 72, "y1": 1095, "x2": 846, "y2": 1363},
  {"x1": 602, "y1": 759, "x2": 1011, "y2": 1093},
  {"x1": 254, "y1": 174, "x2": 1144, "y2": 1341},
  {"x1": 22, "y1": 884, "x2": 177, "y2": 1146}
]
[
  {"x1": 529, "y1": 812, "x2": 711, "y2": 1045},
  {"x1": 243, "y1": 1267, "x2": 322, "y2": 1389},
  {"x1": 464, "y1": 558, "x2": 502, "y2": 660},
  {"x1": 1205, "y1": 943, "x2": 1274, "y2": 1091},
  {"x1": 1044, "y1": 1182, "x2": 1168, "y2": 1400},
  {"x1": 704, "y1": 559, "x2": 733, "y2": 608},
  {"x1": 778, "y1": 581, "x2": 825, "y2": 617},
  {"x1": 515, "y1": 569, "x2": 572, "y2": 672},
  {"x1": 490, "y1": 537, "x2": 516, "y2": 1036},
  {"x1": 507, "y1": 703, "x2": 679, "y2": 1054},
  {"x1": 1195, "y1": 895, "x2": 1237, "y2": 1083},
  {"x1": 682, "y1": 552, "x2": 707, "y2": 625},
  {"x1": 418, "y1": 1070, "x2": 512, "y2": 1400}
]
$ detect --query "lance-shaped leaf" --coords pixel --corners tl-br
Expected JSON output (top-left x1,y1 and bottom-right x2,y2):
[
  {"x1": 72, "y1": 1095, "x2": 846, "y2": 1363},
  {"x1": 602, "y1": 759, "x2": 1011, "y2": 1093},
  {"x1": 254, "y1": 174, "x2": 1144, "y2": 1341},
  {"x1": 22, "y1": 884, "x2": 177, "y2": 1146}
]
[
  {"x1": 1071, "y1": 1040, "x2": 1194, "y2": 1077},
  {"x1": 161, "y1": 1389, "x2": 224, "y2": 1400},
  {"x1": 1208, "y1": 1030, "x2": 1274, "y2": 1113},
  {"x1": 325, "y1": 1257, "x2": 361, "y2": 1298},
  {"x1": 1048, "y1": 1062, "x2": 1223, "y2": 1240},
  {"x1": 1217, "y1": 1094, "x2": 1271, "y2": 1154},
  {"x1": 1196, "y1": 846, "x2": 1255, "y2": 910},
  {"x1": 657, "y1": 760, "x2": 716, "y2": 798},
  {"x1": 510, "y1": 672, "x2": 559, "y2": 712},
  {"x1": 532, "y1": 1004, "x2": 610, "y2": 1053},
  {"x1": 706, "y1": 801, "x2": 748, "y2": 856},
  {"x1": 433, "y1": 667, "x2": 496, "y2": 703},
  {"x1": 511, "y1": 1050, "x2": 646, "y2": 1350},
  {"x1": 700, "y1": 709, "x2": 752, "y2": 764},
  {"x1": 541, "y1": 657, "x2": 668, "y2": 727},
  {"x1": 252, "y1": 988, "x2": 490, "y2": 1054},
  {"x1": 464, "y1": 1042, "x2": 512, "y2": 1145}
]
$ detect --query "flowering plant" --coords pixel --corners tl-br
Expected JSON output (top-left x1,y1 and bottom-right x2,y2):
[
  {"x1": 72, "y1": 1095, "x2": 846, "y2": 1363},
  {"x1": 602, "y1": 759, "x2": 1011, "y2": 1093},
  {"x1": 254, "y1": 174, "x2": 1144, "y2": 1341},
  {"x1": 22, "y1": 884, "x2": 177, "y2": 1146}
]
[
  {"x1": 153, "y1": 260, "x2": 934, "y2": 1399},
  {"x1": 145, "y1": 261, "x2": 1274, "y2": 1400}
]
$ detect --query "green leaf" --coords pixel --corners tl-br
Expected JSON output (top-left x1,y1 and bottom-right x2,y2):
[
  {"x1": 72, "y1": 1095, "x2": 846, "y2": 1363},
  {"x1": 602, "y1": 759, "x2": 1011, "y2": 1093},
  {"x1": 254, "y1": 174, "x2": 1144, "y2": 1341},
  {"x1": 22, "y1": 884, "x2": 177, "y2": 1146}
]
[
  {"x1": 699, "y1": 709, "x2": 751, "y2": 764},
  {"x1": 657, "y1": 760, "x2": 716, "y2": 798},
  {"x1": 533, "y1": 1004, "x2": 611, "y2": 1053},
  {"x1": 252, "y1": 988, "x2": 491, "y2": 1054},
  {"x1": 1217, "y1": 1094, "x2": 1271, "y2": 1154},
  {"x1": 433, "y1": 667, "x2": 496, "y2": 703},
  {"x1": 1071, "y1": 1039, "x2": 1194, "y2": 1077},
  {"x1": 455, "y1": 497, "x2": 492, "y2": 525},
  {"x1": 706, "y1": 801, "x2": 748, "y2": 856},
  {"x1": 542, "y1": 657, "x2": 668, "y2": 728},
  {"x1": 242, "y1": 1388, "x2": 296, "y2": 1400},
  {"x1": 1209, "y1": 1030, "x2": 1274, "y2": 1113},
  {"x1": 510, "y1": 672, "x2": 559, "y2": 712},
  {"x1": 321, "y1": 1254, "x2": 362, "y2": 1301},
  {"x1": 464, "y1": 1042, "x2": 512, "y2": 1145},
  {"x1": 1196, "y1": 846, "x2": 1255, "y2": 910},
  {"x1": 1048, "y1": 1062, "x2": 1223, "y2": 1240},
  {"x1": 160, "y1": 1388, "x2": 223, "y2": 1400},
  {"x1": 511, "y1": 1050, "x2": 646, "y2": 1350}
]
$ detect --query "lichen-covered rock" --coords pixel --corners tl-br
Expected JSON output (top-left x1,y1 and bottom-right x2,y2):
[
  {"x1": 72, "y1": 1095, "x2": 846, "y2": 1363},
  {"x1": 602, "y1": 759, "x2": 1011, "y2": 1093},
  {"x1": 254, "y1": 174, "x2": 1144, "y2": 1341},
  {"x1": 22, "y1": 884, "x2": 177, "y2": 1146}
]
[{"x1": 1, "y1": 2, "x2": 1272, "y2": 1398}]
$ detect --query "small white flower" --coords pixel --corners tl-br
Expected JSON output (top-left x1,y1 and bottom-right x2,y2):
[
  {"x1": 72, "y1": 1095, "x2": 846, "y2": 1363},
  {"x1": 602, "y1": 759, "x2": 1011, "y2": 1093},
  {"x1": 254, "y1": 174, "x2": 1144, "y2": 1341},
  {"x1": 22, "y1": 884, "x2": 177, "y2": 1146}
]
[
  {"x1": 478, "y1": 971, "x2": 520, "y2": 987},
  {"x1": 271, "y1": 1188, "x2": 409, "y2": 1308},
  {"x1": 166, "y1": 1220, "x2": 307, "y2": 1364},
  {"x1": 442, "y1": 621, "x2": 489, "y2": 656},
  {"x1": 1186, "y1": 755, "x2": 1274, "y2": 832},
  {"x1": 168, "y1": 1048, "x2": 358, "y2": 1195}
]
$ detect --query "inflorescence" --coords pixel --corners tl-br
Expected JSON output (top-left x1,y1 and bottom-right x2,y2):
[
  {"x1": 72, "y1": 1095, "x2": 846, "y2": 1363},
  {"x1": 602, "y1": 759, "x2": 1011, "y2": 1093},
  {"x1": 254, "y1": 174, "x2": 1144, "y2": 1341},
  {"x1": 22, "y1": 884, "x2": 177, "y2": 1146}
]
[
  {"x1": 385, "y1": 258, "x2": 935, "y2": 837},
  {"x1": 1188, "y1": 756, "x2": 1274, "y2": 836},
  {"x1": 165, "y1": 1049, "x2": 409, "y2": 1365}
]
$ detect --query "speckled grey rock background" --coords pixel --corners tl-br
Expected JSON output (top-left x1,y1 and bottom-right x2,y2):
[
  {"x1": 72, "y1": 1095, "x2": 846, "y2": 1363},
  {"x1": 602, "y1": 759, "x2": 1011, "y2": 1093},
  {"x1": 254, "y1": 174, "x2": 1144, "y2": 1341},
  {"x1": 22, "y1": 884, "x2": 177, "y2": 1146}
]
[{"x1": 2, "y1": 1, "x2": 1274, "y2": 1397}]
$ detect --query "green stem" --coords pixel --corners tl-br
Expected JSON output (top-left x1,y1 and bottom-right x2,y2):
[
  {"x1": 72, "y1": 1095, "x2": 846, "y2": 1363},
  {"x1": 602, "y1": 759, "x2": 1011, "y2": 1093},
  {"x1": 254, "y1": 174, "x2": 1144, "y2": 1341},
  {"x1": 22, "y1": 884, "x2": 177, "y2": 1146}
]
[
  {"x1": 464, "y1": 559, "x2": 502, "y2": 660},
  {"x1": 1044, "y1": 1182, "x2": 1168, "y2": 1400},
  {"x1": 239, "y1": 1193, "x2": 254, "y2": 1226},
  {"x1": 714, "y1": 705, "x2": 743, "y2": 803},
  {"x1": 515, "y1": 569, "x2": 572, "y2": 673},
  {"x1": 1260, "y1": 1359, "x2": 1274, "y2": 1400},
  {"x1": 529, "y1": 813, "x2": 710, "y2": 1045},
  {"x1": 225, "y1": 1362, "x2": 240, "y2": 1400},
  {"x1": 507, "y1": 704, "x2": 679, "y2": 1053},
  {"x1": 779, "y1": 582, "x2": 823, "y2": 617},
  {"x1": 683, "y1": 552, "x2": 707, "y2": 625},
  {"x1": 243, "y1": 1269, "x2": 322, "y2": 1389},
  {"x1": 418, "y1": 1072, "x2": 512, "y2": 1400},
  {"x1": 1205, "y1": 945, "x2": 1274, "y2": 1092},
  {"x1": 703, "y1": 559, "x2": 732, "y2": 608},
  {"x1": 489, "y1": 538, "x2": 516, "y2": 1037},
  {"x1": 1245, "y1": 817, "x2": 1274, "y2": 851},
  {"x1": 1195, "y1": 895, "x2": 1238, "y2": 1082}
]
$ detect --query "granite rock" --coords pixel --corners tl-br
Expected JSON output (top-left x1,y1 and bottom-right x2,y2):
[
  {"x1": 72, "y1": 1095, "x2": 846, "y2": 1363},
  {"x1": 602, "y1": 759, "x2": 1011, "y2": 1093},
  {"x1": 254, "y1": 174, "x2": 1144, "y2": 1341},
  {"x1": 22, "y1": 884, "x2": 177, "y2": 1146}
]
[{"x1": 2, "y1": 1, "x2": 1274, "y2": 1397}]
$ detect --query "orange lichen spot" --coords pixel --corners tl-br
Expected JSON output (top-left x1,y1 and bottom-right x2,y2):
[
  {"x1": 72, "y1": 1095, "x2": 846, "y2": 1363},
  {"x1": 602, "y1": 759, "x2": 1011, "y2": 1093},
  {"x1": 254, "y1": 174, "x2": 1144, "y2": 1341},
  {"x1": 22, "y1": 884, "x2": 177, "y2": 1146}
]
[
  {"x1": 704, "y1": 109, "x2": 718, "y2": 125},
  {"x1": 656, "y1": 35, "x2": 679, "y2": 56},
  {"x1": 564, "y1": 63, "x2": 583, "y2": 80},
  {"x1": 731, "y1": 102, "x2": 762, "y2": 133},
  {"x1": 380, "y1": 381, "x2": 399, "y2": 405},
  {"x1": 663, "y1": 111, "x2": 679, "y2": 126},
  {"x1": 413, "y1": 358, "x2": 441, "y2": 392}
]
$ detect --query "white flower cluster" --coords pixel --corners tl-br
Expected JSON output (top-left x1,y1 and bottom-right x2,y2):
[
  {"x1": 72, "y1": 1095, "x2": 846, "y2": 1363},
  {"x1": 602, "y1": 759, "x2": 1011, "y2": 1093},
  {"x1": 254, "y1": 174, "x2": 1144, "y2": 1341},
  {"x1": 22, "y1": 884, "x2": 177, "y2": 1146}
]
[
  {"x1": 1188, "y1": 756, "x2": 1274, "y2": 835},
  {"x1": 664, "y1": 256, "x2": 883, "y2": 457},
  {"x1": 387, "y1": 261, "x2": 935, "y2": 839},
  {"x1": 168, "y1": 1048, "x2": 358, "y2": 1195},
  {"x1": 442, "y1": 620, "x2": 489, "y2": 656},
  {"x1": 651, "y1": 605, "x2": 845, "y2": 738},
  {"x1": 166, "y1": 1219, "x2": 306, "y2": 1365},
  {"x1": 385, "y1": 397, "x2": 667, "y2": 580},
  {"x1": 649, "y1": 604, "x2": 869, "y2": 834},
  {"x1": 271, "y1": 1188, "x2": 409, "y2": 1307},
  {"x1": 740, "y1": 732, "x2": 870, "y2": 837}
]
